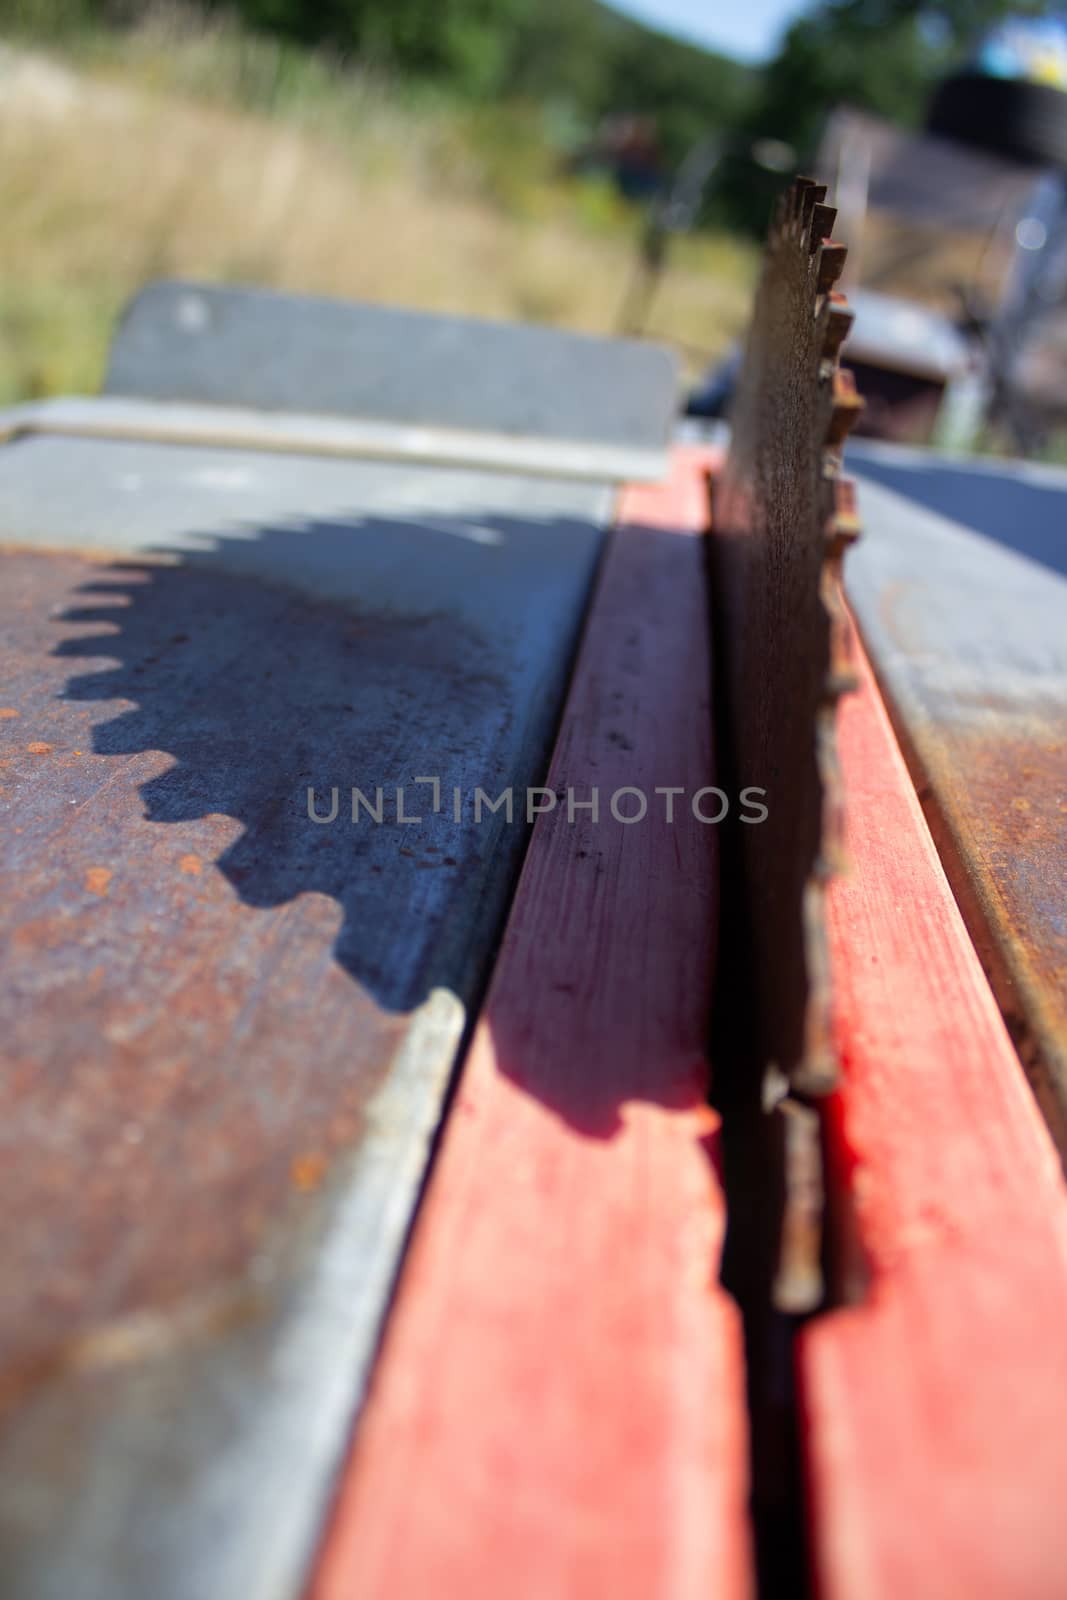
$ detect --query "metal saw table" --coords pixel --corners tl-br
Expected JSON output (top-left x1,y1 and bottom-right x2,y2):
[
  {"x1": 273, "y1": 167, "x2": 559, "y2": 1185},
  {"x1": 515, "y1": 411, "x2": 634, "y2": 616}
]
[{"x1": 0, "y1": 273, "x2": 1065, "y2": 1600}]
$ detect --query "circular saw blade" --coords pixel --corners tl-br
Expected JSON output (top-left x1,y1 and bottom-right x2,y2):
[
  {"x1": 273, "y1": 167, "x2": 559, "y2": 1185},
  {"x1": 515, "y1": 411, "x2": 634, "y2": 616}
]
[{"x1": 714, "y1": 177, "x2": 863, "y2": 1106}]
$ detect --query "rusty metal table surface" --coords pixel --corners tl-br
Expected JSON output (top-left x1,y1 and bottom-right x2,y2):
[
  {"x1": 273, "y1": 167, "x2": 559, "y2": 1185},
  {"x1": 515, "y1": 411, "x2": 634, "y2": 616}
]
[
  {"x1": 0, "y1": 428, "x2": 612, "y2": 1600},
  {"x1": 847, "y1": 444, "x2": 1067, "y2": 1161}
]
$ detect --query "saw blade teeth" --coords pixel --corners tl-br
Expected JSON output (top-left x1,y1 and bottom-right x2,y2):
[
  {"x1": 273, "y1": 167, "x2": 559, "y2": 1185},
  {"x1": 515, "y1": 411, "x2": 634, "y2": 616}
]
[
  {"x1": 824, "y1": 623, "x2": 861, "y2": 697},
  {"x1": 801, "y1": 181, "x2": 828, "y2": 236},
  {"x1": 789, "y1": 175, "x2": 818, "y2": 228},
  {"x1": 716, "y1": 171, "x2": 866, "y2": 1303},
  {"x1": 816, "y1": 241, "x2": 848, "y2": 293},
  {"x1": 827, "y1": 474, "x2": 862, "y2": 551},
  {"x1": 794, "y1": 175, "x2": 823, "y2": 205},
  {"x1": 798, "y1": 188, "x2": 817, "y2": 232},
  {"x1": 772, "y1": 1096, "x2": 825, "y2": 1312},
  {"x1": 809, "y1": 202, "x2": 837, "y2": 253},
  {"x1": 833, "y1": 472, "x2": 859, "y2": 520},
  {"x1": 715, "y1": 164, "x2": 864, "y2": 1174},
  {"x1": 826, "y1": 367, "x2": 864, "y2": 446},
  {"x1": 823, "y1": 294, "x2": 854, "y2": 362},
  {"x1": 776, "y1": 177, "x2": 835, "y2": 248}
]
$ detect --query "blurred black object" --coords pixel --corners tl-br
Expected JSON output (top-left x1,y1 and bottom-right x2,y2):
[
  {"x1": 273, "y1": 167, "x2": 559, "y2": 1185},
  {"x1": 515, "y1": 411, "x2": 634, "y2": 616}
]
[
  {"x1": 687, "y1": 348, "x2": 741, "y2": 420},
  {"x1": 687, "y1": 47, "x2": 1067, "y2": 455},
  {"x1": 929, "y1": 71, "x2": 1067, "y2": 169}
]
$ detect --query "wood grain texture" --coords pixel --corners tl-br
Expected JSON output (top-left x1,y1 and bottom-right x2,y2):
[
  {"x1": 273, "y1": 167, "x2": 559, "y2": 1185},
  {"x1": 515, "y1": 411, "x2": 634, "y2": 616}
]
[
  {"x1": 309, "y1": 448, "x2": 753, "y2": 1600},
  {"x1": 799, "y1": 626, "x2": 1067, "y2": 1600}
]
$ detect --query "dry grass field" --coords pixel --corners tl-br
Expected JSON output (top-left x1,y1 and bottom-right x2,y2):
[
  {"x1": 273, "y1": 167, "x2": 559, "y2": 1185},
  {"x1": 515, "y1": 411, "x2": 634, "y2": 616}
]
[{"x1": 0, "y1": 16, "x2": 758, "y2": 405}]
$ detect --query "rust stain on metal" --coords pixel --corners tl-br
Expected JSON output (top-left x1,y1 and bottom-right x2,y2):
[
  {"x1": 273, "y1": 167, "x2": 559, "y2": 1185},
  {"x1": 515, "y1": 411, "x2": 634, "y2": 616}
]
[
  {"x1": 0, "y1": 547, "x2": 442, "y2": 1414},
  {"x1": 890, "y1": 709, "x2": 1067, "y2": 1154},
  {"x1": 290, "y1": 1152, "x2": 329, "y2": 1193},
  {"x1": 0, "y1": 1281, "x2": 268, "y2": 1415},
  {"x1": 0, "y1": 708, "x2": 19, "y2": 719},
  {"x1": 0, "y1": 503, "x2": 597, "y2": 1515},
  {"x1": 0, "y1": 466, "x2": 605, "y2": 1592}
]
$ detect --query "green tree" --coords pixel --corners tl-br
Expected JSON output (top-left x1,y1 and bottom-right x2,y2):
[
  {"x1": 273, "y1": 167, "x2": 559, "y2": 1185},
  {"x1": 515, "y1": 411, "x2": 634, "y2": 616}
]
[
  {"x1": 752, "y1": 0, "x2": 1054, "y2": 159},
  {"x1": 718, "y1": 0, "x2": 1054, "y2": 233}
]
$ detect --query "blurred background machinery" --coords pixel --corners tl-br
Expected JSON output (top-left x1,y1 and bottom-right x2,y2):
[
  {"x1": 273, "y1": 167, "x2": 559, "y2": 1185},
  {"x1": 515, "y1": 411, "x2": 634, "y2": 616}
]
[{"x1": 667, "y1": 14, "x2": 1067, "y2": 453}]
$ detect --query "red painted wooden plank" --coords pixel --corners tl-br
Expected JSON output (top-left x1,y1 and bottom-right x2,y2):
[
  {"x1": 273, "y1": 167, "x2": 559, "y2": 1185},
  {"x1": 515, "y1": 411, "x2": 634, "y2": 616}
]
[
  {"x1": 308, "y1": 449, "x2": 752, "y2": 1600},
  {"x1": 800, "y1": 626, "x2": 1067, "y2": 1600}
]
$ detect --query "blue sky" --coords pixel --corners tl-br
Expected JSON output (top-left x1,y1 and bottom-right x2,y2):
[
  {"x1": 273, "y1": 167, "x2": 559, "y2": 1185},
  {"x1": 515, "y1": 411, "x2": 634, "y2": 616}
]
[{"x1": 607, "y1": 0, "x2": 810, "y2": 63}]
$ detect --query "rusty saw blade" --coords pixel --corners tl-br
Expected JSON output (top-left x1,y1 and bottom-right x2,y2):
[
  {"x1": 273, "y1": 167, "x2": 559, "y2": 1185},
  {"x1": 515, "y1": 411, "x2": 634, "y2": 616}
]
[{"x1": 713, "y1": 176, "x2": 863, "y2": 1112}]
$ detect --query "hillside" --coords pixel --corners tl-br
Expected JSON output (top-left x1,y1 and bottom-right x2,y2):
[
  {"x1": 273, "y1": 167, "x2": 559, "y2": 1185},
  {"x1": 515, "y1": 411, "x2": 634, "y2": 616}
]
[
  {"x1": 4, "y1": 1, "x2": 754, "y2": 156},
  {"x1": 0, "y1": 17, "x2": 758, "y2": 405}
]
